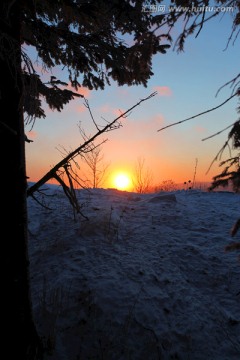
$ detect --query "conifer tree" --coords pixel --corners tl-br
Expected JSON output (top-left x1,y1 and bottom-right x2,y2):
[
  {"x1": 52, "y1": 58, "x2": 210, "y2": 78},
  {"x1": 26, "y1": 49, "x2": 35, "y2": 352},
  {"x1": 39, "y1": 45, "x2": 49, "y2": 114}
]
[
  {"x1": 0, "y1": 1, "x2": 170, "y2": 357},
  {"x1": 0, "y1": 0, "x2": 239, "y2": 358}
]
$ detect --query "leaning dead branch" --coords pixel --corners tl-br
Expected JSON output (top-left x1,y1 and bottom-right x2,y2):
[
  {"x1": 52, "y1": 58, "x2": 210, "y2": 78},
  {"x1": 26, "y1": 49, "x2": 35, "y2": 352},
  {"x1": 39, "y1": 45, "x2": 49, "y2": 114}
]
[
  {"x1": 52, "y1": 164, "x2": 88, "y2": 220},
  {"x1": 27, "y1": 92, "x2": 157, "y2": 214}
]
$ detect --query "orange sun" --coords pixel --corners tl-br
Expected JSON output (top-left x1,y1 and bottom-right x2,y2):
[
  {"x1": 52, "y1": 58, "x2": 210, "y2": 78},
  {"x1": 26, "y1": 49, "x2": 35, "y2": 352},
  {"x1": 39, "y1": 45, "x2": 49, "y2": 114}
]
[{"x1": 114, "y1": 173, "x2": 131, "y2": 191}]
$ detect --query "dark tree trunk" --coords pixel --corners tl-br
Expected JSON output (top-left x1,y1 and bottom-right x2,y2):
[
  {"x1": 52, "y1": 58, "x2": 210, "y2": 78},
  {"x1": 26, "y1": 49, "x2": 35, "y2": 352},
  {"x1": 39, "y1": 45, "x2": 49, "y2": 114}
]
[{"x1": 0, "y1": 1, "x2": 42, "y2": 358}]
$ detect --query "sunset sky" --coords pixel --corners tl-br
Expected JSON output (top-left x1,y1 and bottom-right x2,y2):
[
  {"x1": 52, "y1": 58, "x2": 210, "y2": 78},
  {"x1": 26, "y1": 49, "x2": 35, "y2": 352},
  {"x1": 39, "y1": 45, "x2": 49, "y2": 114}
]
[{"x1": 25, "y1": 9, "x2": 239, "y2": 190}]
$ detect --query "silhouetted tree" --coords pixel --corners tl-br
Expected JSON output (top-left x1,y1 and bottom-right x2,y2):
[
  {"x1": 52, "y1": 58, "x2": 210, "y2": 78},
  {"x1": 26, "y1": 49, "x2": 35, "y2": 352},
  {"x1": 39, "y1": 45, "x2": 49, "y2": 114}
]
[
  {"x1": 156, "y1": 1, "x2": 240, "y2": 192},
  {"x1": 1, "y1": 0, "x2": 239, "y2": 357},
  {"x1": 133, "y1": 156, "x2": 153, "y2": 193},
  {"x1": 81, "y1": 145, "x2": 110, "y2": 188},
  {"x1": 0, "y1": 1, "x2": 171, "y2": 357},
  {"x1": 155, "y1": 1, "x2": 240, "y2": 255},
  {"x1": 208, "y1": 111, "x2": 240, "y2": 192},
  {"x1": 76, "y1": 120, "x2": 110, "y2": 189}
]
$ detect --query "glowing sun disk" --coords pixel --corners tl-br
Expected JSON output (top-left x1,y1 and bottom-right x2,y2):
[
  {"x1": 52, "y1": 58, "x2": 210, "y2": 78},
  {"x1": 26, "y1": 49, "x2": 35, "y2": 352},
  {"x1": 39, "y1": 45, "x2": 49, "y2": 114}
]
[{"x1": 114, "y1": 173, "x2": 131, "y2": 190}]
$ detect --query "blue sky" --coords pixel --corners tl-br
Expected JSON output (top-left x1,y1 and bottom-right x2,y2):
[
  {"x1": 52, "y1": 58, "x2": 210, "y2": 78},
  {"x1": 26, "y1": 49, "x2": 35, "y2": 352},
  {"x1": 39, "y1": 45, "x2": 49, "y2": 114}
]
[{"x1": 25, "y1": 8, "x2": 239, "y2": 189}]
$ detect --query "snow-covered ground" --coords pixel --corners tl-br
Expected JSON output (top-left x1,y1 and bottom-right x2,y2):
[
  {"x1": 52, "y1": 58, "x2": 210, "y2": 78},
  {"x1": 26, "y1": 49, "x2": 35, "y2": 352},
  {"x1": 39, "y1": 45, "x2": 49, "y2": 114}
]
[{"x1": 27, "y1": 185, "x2": 240, "y2": 360}]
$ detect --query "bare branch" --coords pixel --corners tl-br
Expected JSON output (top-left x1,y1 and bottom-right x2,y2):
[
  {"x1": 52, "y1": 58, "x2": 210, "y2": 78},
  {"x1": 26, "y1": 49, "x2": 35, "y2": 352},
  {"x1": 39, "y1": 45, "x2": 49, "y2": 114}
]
[
  {"x1": 83, "y1": 97, "x2": 100, "y2": 131},
  {"x1": 195, "y1": 8, "x2": 206, "y2": 38},
  {"x1": 28, "y1": 92, "x2": 157, "y2": 196},
  {"x1": 157, "y1": 92, "x2": 238, "y2": 132},
  {"x1": 205, "y1": 138, "x2": 232, "y2": 175},
  {"x1": 202, "y1": 122, "x2": 236, "y2": 141},
  {"x1": 30, "y1": 193, "x2": 52, "y2": 210},
  {"x1": 216, "y1": 73, "x2": 240, "y2": 97}
]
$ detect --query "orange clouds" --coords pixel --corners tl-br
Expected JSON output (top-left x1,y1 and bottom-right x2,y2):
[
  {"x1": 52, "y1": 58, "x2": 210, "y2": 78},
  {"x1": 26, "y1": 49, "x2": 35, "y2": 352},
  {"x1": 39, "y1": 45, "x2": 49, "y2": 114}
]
[{"x1": 153, "y1": 86, "x2": 172, "y2": 96}]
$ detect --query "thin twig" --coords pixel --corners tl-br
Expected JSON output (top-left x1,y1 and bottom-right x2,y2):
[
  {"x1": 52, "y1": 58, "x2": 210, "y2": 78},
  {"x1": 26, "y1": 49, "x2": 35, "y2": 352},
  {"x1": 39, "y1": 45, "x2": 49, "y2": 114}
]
[
  {"x1": 157, "y1": 92, "x2": 238, "y2": 132},
  {"x1": 205, "y1": 139, "x2": 231, "y2": 175},
  {"x1": 30, "y1": 193, "x2": 52, "y2": 210},
  {"x1": 195, "y1": 8, "x2": 206, "y2": 38},
  {"x1": 215, "y1": 73, "x2": 240, "y2": 97},
  {"x1": 84, "y1": 98, "x2": 100, "y2": 131},
  {"x1": 202, "y1": 122, "x2": 236, "y2": 141}
]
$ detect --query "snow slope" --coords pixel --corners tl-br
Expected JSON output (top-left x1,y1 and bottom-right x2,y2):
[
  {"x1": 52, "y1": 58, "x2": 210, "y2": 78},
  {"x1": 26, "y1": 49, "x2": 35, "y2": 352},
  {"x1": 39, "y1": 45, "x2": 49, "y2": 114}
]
[{"x1": 27, "y1": 186, "x2": 240, "y2": 359}]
